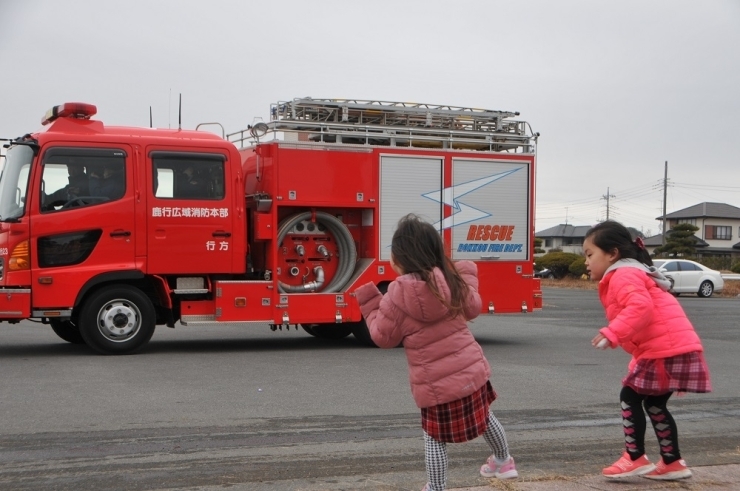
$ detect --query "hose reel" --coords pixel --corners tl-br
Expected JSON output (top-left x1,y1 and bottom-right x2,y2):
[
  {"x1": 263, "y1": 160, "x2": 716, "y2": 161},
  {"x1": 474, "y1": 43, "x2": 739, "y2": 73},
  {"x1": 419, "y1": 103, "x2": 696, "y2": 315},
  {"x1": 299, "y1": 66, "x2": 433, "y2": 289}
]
[{"x1": 276, "y1": 211, "x2": 357, "y2": 293}]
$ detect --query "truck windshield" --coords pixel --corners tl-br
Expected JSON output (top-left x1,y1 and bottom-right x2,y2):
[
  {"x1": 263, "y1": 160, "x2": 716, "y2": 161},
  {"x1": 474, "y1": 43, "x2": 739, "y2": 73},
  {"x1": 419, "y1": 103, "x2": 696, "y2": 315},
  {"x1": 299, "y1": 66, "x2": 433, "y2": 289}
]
[{"x1": 0, "y1": 144, "x2": 33, "y2": 222}]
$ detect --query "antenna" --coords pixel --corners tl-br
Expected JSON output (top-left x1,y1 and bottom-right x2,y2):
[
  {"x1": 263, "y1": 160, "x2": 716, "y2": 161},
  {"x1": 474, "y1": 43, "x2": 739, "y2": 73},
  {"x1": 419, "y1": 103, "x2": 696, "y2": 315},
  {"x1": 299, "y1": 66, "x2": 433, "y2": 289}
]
[
  {"x1": 178, "y1": 93, "x2": 182, "y2": 130},
  {"x1": 149, "y1": 106, "x2": 153, "y2": 128}
]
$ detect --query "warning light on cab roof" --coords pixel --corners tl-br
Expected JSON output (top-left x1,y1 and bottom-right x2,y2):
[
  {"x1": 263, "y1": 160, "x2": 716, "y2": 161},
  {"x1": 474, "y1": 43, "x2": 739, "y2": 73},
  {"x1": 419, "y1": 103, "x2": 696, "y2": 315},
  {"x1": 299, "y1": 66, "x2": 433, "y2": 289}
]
[{"x1": 41, "y1": 102, "x2": 97, "y2": 126}]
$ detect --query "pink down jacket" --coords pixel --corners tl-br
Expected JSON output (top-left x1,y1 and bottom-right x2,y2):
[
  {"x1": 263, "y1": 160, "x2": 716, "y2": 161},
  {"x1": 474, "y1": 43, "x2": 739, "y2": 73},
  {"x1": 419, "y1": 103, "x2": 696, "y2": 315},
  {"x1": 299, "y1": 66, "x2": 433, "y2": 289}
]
[
  {"x1": 354, "y1": 260, "x2": 490, "y2": 409},
  {"x1": 598, "y1": 266, "x2": 703, "y2": 362}
]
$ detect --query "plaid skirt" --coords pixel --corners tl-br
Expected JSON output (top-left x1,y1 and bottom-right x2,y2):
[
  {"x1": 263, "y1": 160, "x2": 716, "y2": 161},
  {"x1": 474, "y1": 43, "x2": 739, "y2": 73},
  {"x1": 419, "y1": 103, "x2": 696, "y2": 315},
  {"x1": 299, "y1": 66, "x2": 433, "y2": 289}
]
[
  {"x1": 623, "y1": 351, "x2": 712, "y2": 396},
  {"x1": 421, "y1": 381, "x2": 496, "y2": 443}
]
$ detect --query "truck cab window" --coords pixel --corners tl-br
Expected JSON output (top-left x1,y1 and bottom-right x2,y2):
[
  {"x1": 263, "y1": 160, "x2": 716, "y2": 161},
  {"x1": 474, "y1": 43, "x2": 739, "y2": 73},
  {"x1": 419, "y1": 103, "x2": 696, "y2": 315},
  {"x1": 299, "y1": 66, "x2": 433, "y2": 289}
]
[
  {"x1": 40, "y1": 147, "x2": 127, "y2": 212},
  {"x1": 151, "y1": 152, "x2": 225, "y2": 200}
]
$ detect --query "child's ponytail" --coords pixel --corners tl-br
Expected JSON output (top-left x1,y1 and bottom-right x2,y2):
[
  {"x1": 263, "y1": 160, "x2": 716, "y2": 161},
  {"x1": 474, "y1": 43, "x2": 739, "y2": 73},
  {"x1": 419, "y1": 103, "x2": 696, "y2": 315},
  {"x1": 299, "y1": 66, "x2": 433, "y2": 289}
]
[{"x1": 633, "y1": 237, "x2": 653, "y2": 266}]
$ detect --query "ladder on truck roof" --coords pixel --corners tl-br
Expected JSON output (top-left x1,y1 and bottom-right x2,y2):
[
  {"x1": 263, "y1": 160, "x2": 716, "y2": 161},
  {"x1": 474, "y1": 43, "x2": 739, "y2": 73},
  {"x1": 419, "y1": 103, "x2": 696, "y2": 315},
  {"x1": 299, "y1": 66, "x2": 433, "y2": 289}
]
[{"x1": 228, "y1": 97, "x2": 538, "y2": 153}]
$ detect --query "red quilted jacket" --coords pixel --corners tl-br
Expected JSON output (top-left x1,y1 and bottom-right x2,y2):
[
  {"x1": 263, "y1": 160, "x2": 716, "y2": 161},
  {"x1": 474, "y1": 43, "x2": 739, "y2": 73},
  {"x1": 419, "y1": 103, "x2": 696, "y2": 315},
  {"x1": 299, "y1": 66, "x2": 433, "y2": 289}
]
[
  {"x1": 598, "y1": 263, "x2": 704, "y2": 365},
  {"x1": 355, "y1": 261, "x2": 490, "y2": 408}
]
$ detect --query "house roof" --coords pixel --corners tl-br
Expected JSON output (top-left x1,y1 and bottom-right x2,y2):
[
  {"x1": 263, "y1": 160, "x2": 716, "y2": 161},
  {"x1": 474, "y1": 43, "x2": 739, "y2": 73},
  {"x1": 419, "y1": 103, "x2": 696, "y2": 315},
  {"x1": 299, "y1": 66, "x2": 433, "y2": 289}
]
[
  {"x1": 656, "y1": 202, "x2": 740, "y2": 220},
  {"x1": 643, "y1": 233, "x2": 709, "y2": 248},
  {"x1": 535, "y1": 224, "x2": 592, "y2": 238},
  {"x1": 643, "y1": 234, "x2": 664, "y2": 247}
]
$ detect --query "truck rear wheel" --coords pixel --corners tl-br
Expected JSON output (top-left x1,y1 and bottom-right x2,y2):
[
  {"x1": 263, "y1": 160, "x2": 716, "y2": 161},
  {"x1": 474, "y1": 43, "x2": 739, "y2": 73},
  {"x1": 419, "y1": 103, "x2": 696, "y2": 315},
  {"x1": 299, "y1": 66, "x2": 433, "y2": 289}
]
[
  {"x1": 49, "y1": 319, "x2": 85, "y2": 344},
  {"x1": 349, "y1": 320, "x2": 379, "y2": 347},
  {"x1": 78, "y1": 285, "x2": 156, "y2": 355},
  {"x1": 351, "y1": 282, "x2": 389, "y2": 347},
  {"x1": 301, "y1": 323, "x2": 353, "y2": 339}
]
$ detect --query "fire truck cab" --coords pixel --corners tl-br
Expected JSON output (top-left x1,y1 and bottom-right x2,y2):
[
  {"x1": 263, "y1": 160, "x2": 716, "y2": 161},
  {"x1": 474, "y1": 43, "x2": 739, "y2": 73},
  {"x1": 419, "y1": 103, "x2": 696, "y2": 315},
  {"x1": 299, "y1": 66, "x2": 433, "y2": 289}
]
[{"x1": 0, "y1": 98, "x2": 540, "y2": 354}]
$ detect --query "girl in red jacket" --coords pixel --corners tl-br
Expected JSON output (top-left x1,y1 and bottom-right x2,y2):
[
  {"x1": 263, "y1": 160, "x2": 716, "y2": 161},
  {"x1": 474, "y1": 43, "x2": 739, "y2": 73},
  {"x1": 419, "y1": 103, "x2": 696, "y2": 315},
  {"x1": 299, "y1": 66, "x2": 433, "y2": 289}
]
[
  {"x1": 584, "y1": 220, "x2": 711, "y2": 481},
  {"x1": 355, "y1": 214, "x2": 517, "y2": 491}
]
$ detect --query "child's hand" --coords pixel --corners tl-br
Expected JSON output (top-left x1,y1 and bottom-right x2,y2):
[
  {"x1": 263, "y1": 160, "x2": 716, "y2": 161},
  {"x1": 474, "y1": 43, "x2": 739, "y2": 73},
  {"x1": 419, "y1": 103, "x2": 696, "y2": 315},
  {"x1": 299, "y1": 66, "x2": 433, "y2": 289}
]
[{"x1": 592, "y1": 333, "x2": 610, "y2": 349}]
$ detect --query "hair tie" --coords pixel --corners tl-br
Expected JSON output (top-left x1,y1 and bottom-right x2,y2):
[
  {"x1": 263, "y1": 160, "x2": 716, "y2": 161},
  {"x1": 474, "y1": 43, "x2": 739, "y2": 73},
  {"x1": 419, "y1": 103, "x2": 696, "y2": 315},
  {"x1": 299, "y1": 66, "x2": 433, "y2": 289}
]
[{"x1": 634, "y1": 237, "x2": 645, "y2": 250}]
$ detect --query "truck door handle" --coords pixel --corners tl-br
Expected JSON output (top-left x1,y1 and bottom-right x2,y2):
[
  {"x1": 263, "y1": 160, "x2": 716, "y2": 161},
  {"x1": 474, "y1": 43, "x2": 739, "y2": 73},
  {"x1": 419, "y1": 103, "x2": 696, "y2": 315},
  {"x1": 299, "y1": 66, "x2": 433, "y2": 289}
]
[
  {"x1": 110, "y1": 230, "x2": 132, "y2": 238},
  {"x1": 212, "y1": 231, "x2": 231, "y2": 238}
]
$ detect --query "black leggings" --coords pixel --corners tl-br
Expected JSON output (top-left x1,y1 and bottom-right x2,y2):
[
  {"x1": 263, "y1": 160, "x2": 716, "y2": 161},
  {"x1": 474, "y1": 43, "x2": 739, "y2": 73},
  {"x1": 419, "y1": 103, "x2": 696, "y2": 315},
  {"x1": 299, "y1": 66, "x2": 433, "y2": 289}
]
[{"x1": 620, "y1": 386, "x2": 681, "y2": 464}]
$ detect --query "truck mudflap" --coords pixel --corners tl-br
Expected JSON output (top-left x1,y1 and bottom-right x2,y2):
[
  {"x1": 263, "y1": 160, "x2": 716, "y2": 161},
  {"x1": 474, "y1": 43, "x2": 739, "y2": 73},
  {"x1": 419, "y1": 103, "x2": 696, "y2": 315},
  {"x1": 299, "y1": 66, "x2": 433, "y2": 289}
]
[{"x1": 0, "y1": 289, "x2": 32, "y2": 319}]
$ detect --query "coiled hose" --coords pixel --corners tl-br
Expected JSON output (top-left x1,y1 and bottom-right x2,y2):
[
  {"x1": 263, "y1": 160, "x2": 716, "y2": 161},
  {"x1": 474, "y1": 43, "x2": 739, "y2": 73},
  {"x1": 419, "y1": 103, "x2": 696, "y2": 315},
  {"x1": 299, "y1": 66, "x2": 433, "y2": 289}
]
[{"x1": 277, "y1": 211, "x2": 357, "y2": 293}]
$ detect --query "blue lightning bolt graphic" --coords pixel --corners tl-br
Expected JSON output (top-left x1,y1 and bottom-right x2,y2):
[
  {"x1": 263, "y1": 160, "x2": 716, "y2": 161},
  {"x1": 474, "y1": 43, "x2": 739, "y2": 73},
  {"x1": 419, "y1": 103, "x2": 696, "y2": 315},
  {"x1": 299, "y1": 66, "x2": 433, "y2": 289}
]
[{"x1": 422, "y1": 168, "x2": 521, "y2": 230}]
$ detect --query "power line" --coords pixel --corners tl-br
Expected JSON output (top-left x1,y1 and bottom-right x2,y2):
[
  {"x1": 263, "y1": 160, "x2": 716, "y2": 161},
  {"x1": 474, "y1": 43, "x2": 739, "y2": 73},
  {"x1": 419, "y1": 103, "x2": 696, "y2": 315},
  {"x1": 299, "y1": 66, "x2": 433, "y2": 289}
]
[{"x1": 672, "y1": 182, "x2": 740, "y2": 192}]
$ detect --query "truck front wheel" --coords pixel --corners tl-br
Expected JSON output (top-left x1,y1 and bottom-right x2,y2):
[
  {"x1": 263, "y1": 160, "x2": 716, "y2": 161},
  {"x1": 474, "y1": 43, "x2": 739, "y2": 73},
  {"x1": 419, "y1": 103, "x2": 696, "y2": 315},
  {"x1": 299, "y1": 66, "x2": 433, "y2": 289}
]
[{"x1": 78, "y1": 285, "x2": 156, "y2": 355}]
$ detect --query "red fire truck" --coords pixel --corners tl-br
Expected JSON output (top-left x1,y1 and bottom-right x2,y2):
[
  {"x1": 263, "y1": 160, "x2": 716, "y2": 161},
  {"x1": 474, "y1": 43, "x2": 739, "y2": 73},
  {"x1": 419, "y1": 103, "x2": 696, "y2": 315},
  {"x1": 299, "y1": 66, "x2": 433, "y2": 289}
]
[{"x1": 0, "y1": 98, "x2": 541, "y2": 354}]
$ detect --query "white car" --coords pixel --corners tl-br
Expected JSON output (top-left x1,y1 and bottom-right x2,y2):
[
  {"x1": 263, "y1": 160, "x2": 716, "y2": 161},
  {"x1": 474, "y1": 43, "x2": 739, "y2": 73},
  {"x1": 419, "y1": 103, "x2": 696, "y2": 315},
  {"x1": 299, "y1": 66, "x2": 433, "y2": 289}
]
[{"x1": 652, "y1": 259, "x2": 724, "y2": 297}]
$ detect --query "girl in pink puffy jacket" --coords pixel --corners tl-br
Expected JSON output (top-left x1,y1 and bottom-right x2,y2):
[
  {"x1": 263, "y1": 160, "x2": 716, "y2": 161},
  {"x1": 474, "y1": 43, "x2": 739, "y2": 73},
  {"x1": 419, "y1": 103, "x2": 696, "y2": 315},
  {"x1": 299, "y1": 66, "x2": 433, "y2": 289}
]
[
  {"x1": 584, "y1": 221, "x2": 711, "y2": 482},
  {"x1": 355, "y1": 214, "x2": 516, "y2": 491}
]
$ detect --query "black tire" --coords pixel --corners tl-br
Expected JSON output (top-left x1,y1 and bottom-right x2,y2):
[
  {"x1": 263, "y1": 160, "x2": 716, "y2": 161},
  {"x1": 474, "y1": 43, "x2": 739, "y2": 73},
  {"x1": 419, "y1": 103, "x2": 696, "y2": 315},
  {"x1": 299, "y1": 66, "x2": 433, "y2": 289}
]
[
  {"x1": 349, "y1": 319, "x2": 378, "y2": 347},
  {"x1": 544, "y1": 272, "x2": 555, "y2": 279},
  {"x1": 78, "y1": 285, "x2": 156, "y2": 355},
  {"x1": 351, "y1": 282, "x2": 392, "y2": 347},
  {"x1": 49, "y1": 319, "x2": 86, "y2": 344},
  {"x1": 300, "y1": 324, "x2": 317, "y2": 336},
  {"x1": 301, "y1": 323, "x2": 353, "y2": 339},
  {"x1": 698, "y1": 280, "x2": 714, "y2": 298}
]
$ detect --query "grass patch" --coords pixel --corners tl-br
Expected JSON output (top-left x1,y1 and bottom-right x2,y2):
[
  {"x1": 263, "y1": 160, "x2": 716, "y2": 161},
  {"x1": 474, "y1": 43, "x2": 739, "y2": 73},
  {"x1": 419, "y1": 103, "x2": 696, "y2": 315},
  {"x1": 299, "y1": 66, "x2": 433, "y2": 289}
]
[
  {"x1": 722, "y1": 280, "x2": 740, "y2": 297},
  {"x1": 540, "y1": 278, "x2": 740, "y2": 298},
  {"x1": 540, "y1": 277, "x2": 597, "y2": 290}
]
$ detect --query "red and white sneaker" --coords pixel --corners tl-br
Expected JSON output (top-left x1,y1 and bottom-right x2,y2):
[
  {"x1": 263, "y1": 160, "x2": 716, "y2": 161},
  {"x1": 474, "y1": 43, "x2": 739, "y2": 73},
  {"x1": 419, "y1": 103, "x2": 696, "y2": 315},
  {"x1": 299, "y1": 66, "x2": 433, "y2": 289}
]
[
  {"x1": 643, "y1": 458, "x2": 692, "y2": 480},
  {"x1": 602, "y1": 452, "x2": 656, "y2": 478},
  {"x1": 480, "y1": 455, "x2": 518, "y2": 479}
]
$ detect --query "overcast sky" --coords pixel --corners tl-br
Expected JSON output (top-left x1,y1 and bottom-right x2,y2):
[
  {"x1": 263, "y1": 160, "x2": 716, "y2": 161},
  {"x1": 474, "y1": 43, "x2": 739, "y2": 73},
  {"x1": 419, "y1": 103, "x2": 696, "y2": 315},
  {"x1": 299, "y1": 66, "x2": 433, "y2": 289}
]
[{"x1": 1, "y1": 0, "x2": 738, "y2": 236}]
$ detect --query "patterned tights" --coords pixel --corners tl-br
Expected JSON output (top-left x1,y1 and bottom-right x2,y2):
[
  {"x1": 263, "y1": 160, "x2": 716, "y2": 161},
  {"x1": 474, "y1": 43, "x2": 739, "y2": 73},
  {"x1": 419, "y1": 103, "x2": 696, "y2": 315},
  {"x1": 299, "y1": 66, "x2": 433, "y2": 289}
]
[
  {"x1": 424, "y1": 408, "x2": 510, "y2": 491},
  {"x1": 620, "y1": 385, "x2": 680, "y2": 464}
]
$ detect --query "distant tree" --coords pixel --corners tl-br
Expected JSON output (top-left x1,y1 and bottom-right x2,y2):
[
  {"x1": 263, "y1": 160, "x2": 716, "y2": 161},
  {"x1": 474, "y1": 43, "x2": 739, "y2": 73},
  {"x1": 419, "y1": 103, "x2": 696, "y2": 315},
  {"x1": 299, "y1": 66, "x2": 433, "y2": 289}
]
[
  {"x1": 569, "y1": 257, "x2": 587, "y2": 277},
  {"x1": 534, "y1": 237, "x2": 545, "y2": 254},
  {"x1": 653, "y1": 223, "x2": 699, "y2": 257},
  {"x1": 537, "y1": 251, "x2": 581, "y2": 278}
]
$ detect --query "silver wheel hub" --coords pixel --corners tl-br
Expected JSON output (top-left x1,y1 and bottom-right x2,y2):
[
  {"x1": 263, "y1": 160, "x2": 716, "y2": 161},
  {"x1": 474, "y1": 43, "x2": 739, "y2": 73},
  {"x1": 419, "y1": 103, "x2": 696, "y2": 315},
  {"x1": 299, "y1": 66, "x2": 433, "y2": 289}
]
[{"x1": 97, "y1": 299, "x2": 141, "y2": 342}]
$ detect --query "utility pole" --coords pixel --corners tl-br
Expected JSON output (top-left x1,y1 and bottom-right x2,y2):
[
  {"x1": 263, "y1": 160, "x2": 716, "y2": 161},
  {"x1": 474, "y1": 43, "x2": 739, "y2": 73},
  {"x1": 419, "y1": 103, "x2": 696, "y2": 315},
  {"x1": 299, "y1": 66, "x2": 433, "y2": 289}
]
[
  {"x1": 602, "y1": 187, "x2": 616, "y2": 220},
  {"x1": 662, "y1": 161, "x2": 668, "y2": 245}
]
